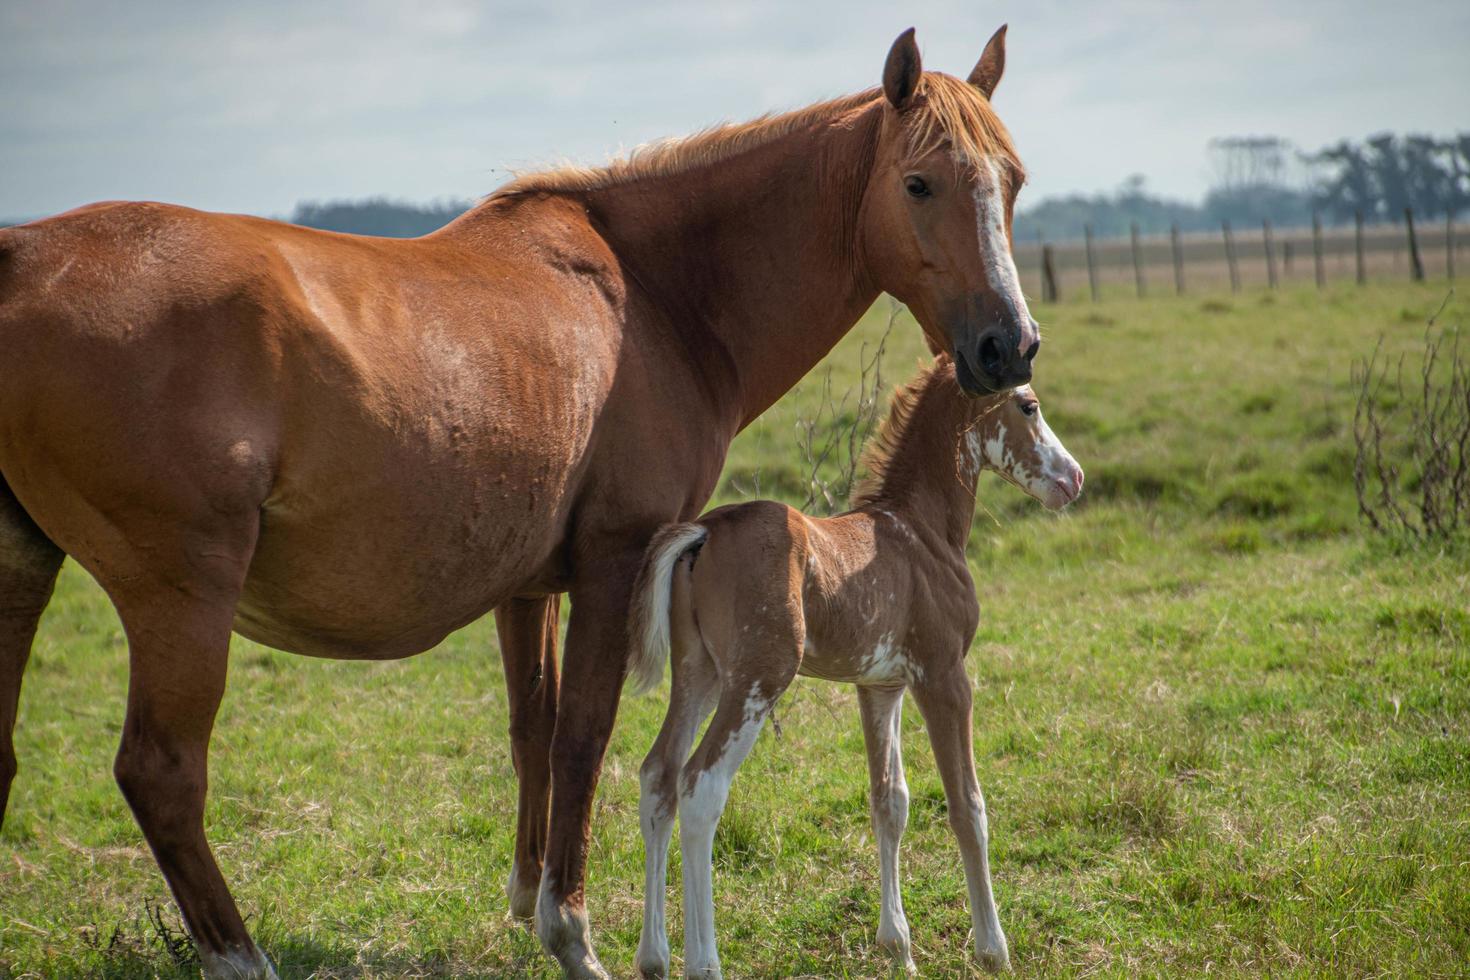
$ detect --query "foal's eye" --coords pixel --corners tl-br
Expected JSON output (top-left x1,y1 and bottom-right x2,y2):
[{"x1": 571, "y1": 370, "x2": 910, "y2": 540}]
[
  {"x1": 1021, "y1": 402, "x2": 1039, "y2": 417},
  {"x1": 904, "y1": 176, "x2": 930, "y2": 198}
]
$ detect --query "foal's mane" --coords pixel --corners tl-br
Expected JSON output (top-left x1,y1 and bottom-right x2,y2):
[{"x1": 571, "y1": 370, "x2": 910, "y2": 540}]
[
  {"x1": 850, "y1": 356, "x2": 958, "y2": 507},
  {"x1": 492, "y1": 72, "x2": 1020, "y2": 198}
]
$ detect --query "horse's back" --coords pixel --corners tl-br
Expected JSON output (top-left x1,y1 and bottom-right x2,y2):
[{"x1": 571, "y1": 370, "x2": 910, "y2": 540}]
[{"x1": 0, "y1": 201, "x2": 622, "y2": 658}]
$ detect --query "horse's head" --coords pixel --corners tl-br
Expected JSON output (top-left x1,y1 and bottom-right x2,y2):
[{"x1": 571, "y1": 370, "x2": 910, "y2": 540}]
[
  {"x1": 968, "y1": 385, "x2": 1083, "y2": 511},
  {"x1": 860, "y1": 27, "x2": 1037, "y2": 396}
]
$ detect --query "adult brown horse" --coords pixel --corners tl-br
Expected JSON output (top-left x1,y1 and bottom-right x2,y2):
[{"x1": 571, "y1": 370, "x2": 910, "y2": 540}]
[{"x1": 0, "y1": 27, "x2": 1037, "y2": 980}]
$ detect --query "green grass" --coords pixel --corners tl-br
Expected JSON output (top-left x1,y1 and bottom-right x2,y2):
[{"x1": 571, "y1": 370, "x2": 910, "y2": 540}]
[{"x1": 3, "y1": 281, "x2": 1469, "y2": 978}]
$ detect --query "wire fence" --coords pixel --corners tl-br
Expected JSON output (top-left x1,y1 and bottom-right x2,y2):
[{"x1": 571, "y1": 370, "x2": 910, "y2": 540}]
[{"x1": 1014, "y1": 213, "x2": 1466, "y2": 301}]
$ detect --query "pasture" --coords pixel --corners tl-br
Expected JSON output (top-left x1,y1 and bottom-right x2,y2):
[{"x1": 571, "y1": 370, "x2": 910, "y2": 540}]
[{"x1": 3, "y1": 280, "x2": 1467, "y2": 977}]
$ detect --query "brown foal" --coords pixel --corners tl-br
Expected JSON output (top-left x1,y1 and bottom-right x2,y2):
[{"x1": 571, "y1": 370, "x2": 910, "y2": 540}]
[
  {"x1": 0, "y1": 27, "x2": 1038, "y2": 979},
  {"x1": 629, "y1": 359, "x2": 1083, "y2": 978}
]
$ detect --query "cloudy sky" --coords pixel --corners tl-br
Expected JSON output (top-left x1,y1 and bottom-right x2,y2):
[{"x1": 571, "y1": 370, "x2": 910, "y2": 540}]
[{"x1": 2, "y1": 0, "x2": 1466, "y2": 220}]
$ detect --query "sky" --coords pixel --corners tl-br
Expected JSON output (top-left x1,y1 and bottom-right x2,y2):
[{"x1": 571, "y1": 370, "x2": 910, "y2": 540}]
[{"x1": 2, "y1": 0, "x2": 1467, "y2": 220}]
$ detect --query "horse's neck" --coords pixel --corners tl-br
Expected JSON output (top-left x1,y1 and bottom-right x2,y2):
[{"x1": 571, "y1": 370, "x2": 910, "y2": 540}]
[{"x1": 577, "y1": 107, "x2": 884, "y2": 430}]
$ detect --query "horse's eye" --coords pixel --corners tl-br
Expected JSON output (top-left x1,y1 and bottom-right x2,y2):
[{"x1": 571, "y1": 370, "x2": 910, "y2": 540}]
[
  {"x1": 1021, "y1": 402, "x2": 1038, "y2": 417},
  {"x1": 905, "y1": 176, "x2": 930, "y2": 198}
]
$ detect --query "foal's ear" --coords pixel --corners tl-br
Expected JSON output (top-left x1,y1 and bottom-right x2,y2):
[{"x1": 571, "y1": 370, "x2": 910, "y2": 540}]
[
  {"x1": 968, "y1": 24, "x2": 1007, "y2": 100},
  {"x1": 883, "y1": 28, "x2": 922, "y2": 109}
]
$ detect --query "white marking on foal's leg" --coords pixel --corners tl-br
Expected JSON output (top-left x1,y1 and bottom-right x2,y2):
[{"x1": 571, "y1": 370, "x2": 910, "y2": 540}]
[
  {"x1": 858, "y1": 686, "x2": 916, "y2": 975},
  {"x1": 679, "y1": 687, "x2": 774, "y2": 979},
  {"x1": 639, "y1": 650, "x2": 721, "y2": 978},
  {"x1": 637, "y1": 767, "x2": 675, "y2": 978},
  {"x1": 954, "y1": 788, "x2": 1010, "y2": 973}
]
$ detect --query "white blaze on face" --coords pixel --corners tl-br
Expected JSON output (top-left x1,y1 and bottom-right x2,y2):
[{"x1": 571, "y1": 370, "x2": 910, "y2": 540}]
[
  {"x1": 977, "y1": 386, "x2": 1083, "y2": 510},
  {"x1": 972, "y1": 158, "x2": 1038, "y2": 354}
]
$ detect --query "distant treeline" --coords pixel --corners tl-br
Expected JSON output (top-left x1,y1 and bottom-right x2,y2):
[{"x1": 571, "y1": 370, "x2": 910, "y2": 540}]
[
  {"x1": 9, "y1": 132, "x2": 1464, "y2": 242},
  {"x1": 1016, "y1": 131, "x2": 1469, "y2": 242},
  {"x1": 289, "y1": 197, "x2": 472, "y2": 237}
]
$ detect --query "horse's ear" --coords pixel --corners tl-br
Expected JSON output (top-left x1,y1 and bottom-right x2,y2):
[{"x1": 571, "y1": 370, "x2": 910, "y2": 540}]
[
  {"x1": 883, "y1": 28, "x2": 921, "y2": 109},
  {"x1": 968, "y1": 24, "x2": 1007, "y2": 100}
]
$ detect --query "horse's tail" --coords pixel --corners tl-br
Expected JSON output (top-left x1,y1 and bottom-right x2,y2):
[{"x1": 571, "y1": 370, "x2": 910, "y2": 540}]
[{"x1": 626, "y1": 522, "x2": 708, "y2": 696}]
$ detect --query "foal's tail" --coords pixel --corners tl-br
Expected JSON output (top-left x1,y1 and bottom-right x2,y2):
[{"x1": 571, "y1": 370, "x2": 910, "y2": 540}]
[{"x1": 626, "y1": 523, "x2": 708, "y2": 696}]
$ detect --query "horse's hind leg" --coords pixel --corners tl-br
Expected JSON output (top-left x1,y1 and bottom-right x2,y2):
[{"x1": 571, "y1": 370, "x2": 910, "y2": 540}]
[
  {"x1": 494, "y1": 594, "x2": 561, "y2": 920},
  {"x1": 0, "y1": 482, "x2": 64, "y2": 825}
]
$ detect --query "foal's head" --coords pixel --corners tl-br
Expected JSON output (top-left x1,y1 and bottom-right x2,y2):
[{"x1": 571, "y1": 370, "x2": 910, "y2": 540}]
[
  {"x1": 968, "y1": 386, "x2": 1084, "y2": 511},
  {"x1": 859, "y1": 27, "x2": 1037, "y2": 396}
]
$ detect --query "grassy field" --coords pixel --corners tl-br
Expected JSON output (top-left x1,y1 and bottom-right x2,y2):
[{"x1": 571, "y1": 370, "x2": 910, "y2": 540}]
[{"x1": 3, "y1": 281, "x2": 1468, "y2": 978}]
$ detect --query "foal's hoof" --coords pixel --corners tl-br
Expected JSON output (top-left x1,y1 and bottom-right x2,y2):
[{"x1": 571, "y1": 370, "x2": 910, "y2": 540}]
[
  {"x1": 876, "y1": 934, "x2": 916, "y2": 975},
  {"x1": 636, "y1": 955, "x2": 671, "y2": 979},
  {"x1": 974, "y1": 939, "x2": 1011, "y2": 974}
]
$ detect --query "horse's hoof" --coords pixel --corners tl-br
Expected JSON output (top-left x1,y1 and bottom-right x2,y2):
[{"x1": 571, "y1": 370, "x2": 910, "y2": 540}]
[
  {"x1": 200, "y1": 946, "x2": 279, "y2": 980},
  {"x1": 506, "y1": 861, "x2": 539, "y2": 921},
  {"x1": 536, "y1": 887, "x2": 609, "y2": 979}
]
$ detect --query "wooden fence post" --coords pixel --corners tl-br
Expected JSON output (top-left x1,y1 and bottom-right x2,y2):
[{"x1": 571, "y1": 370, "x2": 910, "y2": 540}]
[
  {"x1": 1170, "y1": 224, "x2": 1185, "y2": 295},
  {"x1": 1041, "y1": 244, "x2": 1059, "y2": 302},
  {"x1": 1223, "y1": 220, "x2": 1240, "y2": 293},
  {"x1": 1405, "y1": 208, "x2": 1425, "y2": 281},
  {"x1": 1036, "y1": 230, "x2": 1046, "y2": 298},
  {"x1": 1312, "y1": 213, "x2": 1325, "y2": 289},
  {"x1": 1130, "y1": 222, "x2": 1146, "y2": 298},
  {"x1": 1354, "y1": 210, "x2": 1366, "y2": 285},
  {"x1": 1084, "y1": 223, "x2": 1100, "y2": 302},
  {"x1": 1263, "y1": 219, "x2": 1278, "y2": 289},
  {"x1": 1283, "y1": 240, "x2": 1294, "y2": 277},
  {"x1": 1450, "y1": 213, "x2": 1457, "y2": 281}
]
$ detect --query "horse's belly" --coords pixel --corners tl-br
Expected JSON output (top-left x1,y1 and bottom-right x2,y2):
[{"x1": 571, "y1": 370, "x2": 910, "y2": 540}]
[{"x1": 232, "y1": 502, "x2": 558, "y2": 660}]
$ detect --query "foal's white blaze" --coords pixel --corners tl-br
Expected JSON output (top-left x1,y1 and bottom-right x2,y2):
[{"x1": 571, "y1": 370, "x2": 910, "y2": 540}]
[
  {"x1": 974, "y1": 386, "x2": 1082, "y2": 511},
  {"x1": 972, "y1": 158, "x2": 1036, "y2": 355}
]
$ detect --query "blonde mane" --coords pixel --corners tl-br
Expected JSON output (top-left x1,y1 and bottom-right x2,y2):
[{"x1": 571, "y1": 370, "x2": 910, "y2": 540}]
[
  {"x1": 850, "y1": 357, "x2": 954, "y2": 507},
  {"x1": 493, "y1": 72, "x2": 1020, "y2": 198}
]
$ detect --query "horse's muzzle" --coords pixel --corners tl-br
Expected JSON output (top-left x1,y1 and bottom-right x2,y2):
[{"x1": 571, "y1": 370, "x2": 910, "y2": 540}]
[{"x1": 955, "y1": 325, "x2": 1038, "y2": 395}]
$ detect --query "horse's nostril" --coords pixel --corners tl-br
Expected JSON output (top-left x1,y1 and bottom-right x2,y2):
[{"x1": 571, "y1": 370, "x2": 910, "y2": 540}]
[
  {"x1": 1024, "y1": 340, "x2": 1040, "y2": 363},
  {"x1": 979, "y1": 335, "x2": 1004, "y2": 375}
]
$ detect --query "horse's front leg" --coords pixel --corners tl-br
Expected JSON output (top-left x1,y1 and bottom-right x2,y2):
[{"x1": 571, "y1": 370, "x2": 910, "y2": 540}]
[
  {"x1": 494, "y1": 594, "x2": 561, "y2": 920},
  {"x1": 535, "y1": 553, "x2": 641, "y2": 980},
  {"x1": 910, "y1": 662, "x2": 1010, "y2": 973},
  {"x1": 857, "y1": 684, "x2": 916, "y2": 975}
]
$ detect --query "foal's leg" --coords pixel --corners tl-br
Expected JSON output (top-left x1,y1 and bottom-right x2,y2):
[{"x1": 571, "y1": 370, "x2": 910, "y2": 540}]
[
  {"x1": 494, "y1": 594, "x2": 561, "y2": 920},
  {"x1": 911, "y1": 663, "x2": 1009, "y2": 973},
  {"x1": 857, "y1": 685, "x2": 916, "y2": 975},
  {"x1": 678, "y1": 667, "x2": 794, "y2": 980},
  {"x1": 637, "y1": 637, "x2": 720, "y2": 978},
  {"x1": 0, "y1": 485, "x2": 63, "y2": 825}
]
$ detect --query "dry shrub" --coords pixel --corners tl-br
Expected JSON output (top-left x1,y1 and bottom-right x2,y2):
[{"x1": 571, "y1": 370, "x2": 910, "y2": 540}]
[
  {"x1": 796, "y1": 303, "x2": 894, "y2": 515},
  {"x1": 1353, "y1": 294, "x2": 1469, "y2": 541}
]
